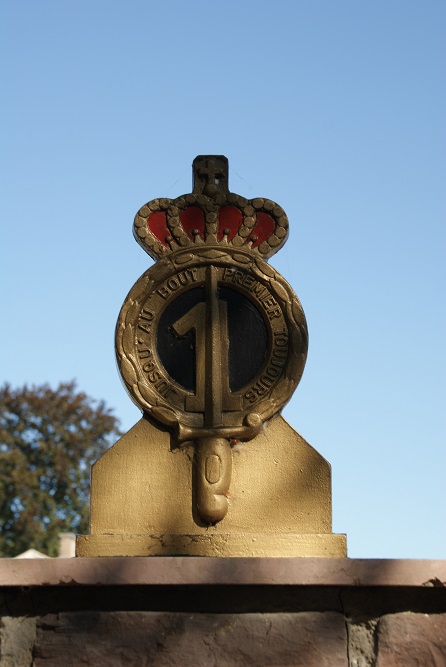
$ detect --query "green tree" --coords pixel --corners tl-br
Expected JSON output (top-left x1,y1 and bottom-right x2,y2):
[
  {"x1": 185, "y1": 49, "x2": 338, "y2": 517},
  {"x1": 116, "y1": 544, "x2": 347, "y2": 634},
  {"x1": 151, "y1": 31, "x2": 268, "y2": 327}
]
[{"x1": 0, "y1": 381, "x2": 122, "y2": 557}]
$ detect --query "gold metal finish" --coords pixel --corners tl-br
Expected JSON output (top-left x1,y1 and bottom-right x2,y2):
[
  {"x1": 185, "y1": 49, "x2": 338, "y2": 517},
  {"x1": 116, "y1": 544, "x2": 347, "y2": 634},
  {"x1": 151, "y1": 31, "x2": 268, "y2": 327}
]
[
  {"x1": 76, "y1": 156, "x2": 347, "y2": 557},
  {"x1": 195, "y1": 437, "x2": 232, "y2": 524},
  {"x1": 76, "y1": 414, "x2": 346, "y2": 557},
  {"x1": 115, "y1": 246, "x2": 308, "y2": 524},
  {"x1": 115, "y1": 247, "x2": 308, "y2": 433},
  {"x1": 76, "y1": 533, "x2": 347, "y2": 558}
]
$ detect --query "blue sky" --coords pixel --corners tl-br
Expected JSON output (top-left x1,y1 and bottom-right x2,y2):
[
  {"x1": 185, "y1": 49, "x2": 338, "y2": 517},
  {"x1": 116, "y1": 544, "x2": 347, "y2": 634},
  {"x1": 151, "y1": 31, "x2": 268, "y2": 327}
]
[{"x1": 1, "y1": 1, "x2": 445, "y2": 558}]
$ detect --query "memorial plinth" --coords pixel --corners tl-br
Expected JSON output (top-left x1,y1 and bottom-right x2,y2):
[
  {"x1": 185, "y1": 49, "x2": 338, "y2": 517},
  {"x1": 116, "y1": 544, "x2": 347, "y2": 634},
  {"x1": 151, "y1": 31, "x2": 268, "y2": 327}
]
[
  {"x1": 2, "y1": 556, "x2": 446, "y2": 589},
  {"x1": 76, "y1": 415, "x2": 346, "y2": 557},
  {"x1": 76, "y1": 156, "x2": 346, "y2": 558},
  {"x1": 1, "y1": 558, "x2": 445, "y2": 666}
]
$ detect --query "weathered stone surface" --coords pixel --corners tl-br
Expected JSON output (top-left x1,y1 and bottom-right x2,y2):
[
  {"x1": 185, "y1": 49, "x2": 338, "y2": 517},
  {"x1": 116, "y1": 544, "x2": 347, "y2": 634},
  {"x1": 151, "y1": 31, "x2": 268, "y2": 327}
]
[
  {"x1": 347, "y1": 619, "x2": 378, "y2": 667},
  {"x1": 1, "y1": 556, "x2": 445, "y2": 588},
  {"x1": 1, "y1": 561, "x2": 445, "y2": 665},
  {"x1": 376, "y1": 613, "x2": 446, "y2": 666},
  {"x1": 0, "y1": 616, "x2": 36, "y2": 667},
  {"x1": 33, "y1": 611, "x2": 346, "y2": 666}
]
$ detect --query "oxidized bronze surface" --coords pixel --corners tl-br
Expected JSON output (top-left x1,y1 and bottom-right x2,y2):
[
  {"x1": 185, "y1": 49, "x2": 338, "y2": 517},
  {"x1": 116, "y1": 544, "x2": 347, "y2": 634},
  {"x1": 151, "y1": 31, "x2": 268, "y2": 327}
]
[{"x1": 116, "y1": 156, "x2": 307, "y2": 524}]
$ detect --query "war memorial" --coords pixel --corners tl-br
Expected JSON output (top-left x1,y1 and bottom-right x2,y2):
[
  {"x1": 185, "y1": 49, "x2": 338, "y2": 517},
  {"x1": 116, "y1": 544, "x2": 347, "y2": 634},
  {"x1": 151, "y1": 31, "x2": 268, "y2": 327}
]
[{"x1": 0, "y1": 157, "x2": 445, "y2": 665}]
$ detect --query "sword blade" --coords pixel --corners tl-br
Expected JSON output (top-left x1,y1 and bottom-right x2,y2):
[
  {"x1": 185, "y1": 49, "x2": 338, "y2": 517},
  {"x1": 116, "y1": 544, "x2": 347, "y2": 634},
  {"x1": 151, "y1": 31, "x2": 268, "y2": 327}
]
[{"x1": 204, "y1": 265, "x2": 223, "y2": 427}]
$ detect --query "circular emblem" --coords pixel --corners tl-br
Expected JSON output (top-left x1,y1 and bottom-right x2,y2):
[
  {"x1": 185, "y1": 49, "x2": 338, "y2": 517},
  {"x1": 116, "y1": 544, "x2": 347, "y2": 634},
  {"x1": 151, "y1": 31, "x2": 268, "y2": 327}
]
[{"x1": 116, "y1": 247, "x2": 308, "y2": 440}]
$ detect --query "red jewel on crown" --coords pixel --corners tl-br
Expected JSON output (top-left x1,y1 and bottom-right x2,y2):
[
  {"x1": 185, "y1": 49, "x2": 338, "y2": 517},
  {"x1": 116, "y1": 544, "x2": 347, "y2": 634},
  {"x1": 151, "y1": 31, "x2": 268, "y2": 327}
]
[{"x1": 133, "y1": 156, "x2": 289, "y2": 262}]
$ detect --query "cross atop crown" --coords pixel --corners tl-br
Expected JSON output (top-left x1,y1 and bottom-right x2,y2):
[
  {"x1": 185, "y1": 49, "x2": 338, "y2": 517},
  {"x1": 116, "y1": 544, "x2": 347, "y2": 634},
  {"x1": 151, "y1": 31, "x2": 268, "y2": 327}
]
[
  {"x1": 133, "y1": 155, "x2": 289, "y2": 262},
  {"x1": 192, "y1": 155, "x2": 229, "y2": 197}
]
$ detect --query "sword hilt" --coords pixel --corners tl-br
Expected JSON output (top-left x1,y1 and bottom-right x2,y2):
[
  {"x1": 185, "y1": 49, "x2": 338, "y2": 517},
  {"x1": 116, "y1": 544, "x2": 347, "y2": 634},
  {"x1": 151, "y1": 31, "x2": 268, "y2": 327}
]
[
  {"x1": 181, "y1": 414, "x2": 263, "y2": 524},
  {"x1": 177, "y1": 412, "x2": 263, "y2": 445}
]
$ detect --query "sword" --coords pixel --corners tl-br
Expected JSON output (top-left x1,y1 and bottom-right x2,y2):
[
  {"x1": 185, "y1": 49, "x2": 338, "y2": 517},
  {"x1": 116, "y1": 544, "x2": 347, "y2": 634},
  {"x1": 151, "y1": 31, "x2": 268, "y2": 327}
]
[
  {"x1": 174, "y1": 265, "x2": 263, "y2": 524},
  {"x1": 195, "y1": 265, "x2": 231, "y2": 524}
]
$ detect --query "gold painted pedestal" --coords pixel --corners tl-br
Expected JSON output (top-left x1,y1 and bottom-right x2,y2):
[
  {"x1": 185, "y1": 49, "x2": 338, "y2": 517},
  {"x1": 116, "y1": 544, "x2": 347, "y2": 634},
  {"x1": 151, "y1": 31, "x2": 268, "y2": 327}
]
[
  {"x1": 76, "y1": 155, "x2": 347, "y2": 558},
  {"x1": 76, "y1": 415, "x2": 346, "y2": 558}
]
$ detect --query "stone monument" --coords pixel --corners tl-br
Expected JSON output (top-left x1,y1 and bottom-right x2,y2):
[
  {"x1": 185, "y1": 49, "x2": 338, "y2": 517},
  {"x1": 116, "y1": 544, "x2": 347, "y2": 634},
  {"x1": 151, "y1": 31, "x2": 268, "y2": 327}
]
[{"x1": 76, "y1": 156, "x2": 346, "y2": 557}]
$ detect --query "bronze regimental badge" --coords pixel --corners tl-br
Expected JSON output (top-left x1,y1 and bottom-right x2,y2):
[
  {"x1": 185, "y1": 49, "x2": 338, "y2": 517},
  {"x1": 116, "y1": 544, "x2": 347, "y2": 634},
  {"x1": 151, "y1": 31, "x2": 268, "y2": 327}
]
[
  {"x1": 76, "y1": 155, "x2": 347, "y2": 557},
  {"x1": 116, "y1": 156, "x2": 308, "y2": 525}
]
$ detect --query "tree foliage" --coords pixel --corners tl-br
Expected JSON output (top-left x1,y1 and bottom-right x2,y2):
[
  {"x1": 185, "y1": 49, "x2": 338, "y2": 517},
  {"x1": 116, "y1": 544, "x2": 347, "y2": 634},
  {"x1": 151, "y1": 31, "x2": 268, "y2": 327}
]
[{"x1": 0, "y1": 381, "x2": 122, "y2": 557}]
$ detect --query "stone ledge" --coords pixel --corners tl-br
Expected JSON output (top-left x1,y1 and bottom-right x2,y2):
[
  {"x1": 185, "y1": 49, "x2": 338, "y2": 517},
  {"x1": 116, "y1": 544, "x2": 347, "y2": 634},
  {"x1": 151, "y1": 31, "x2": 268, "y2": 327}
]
[{"x1": 0, "y1": 557, "x2": 445, "y2": 588}]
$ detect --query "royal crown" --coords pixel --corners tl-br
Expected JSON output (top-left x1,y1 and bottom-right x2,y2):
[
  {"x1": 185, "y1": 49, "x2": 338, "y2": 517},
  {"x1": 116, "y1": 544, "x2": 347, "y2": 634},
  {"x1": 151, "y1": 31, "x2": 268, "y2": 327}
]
[{"x1": 133, "y1": 155, "x2": 289, "y2": 261}]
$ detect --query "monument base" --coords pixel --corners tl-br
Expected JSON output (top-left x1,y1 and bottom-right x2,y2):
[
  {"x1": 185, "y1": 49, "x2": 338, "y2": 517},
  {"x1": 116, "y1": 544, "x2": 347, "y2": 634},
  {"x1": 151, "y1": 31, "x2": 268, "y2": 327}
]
[
  {"x1": 77, "y1": 415, "x2": 347, "y2": 558},
  {"x1": 76, "y1": 533, "x2": 347, "y2": 558},
  {"x1": 2, "y1": 558, "x2": 445, "y2": 665}
]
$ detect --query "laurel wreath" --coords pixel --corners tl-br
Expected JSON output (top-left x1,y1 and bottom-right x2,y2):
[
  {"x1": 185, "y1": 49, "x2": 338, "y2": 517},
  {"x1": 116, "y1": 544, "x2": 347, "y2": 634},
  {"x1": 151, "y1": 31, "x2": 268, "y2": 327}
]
[{"x1": 116, "y1": 247, "x2": 308, "y2": 431}]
